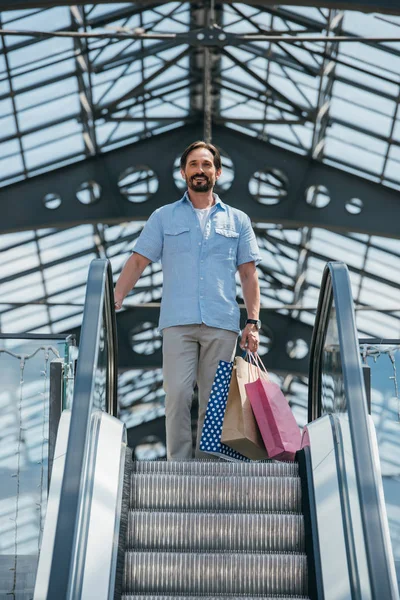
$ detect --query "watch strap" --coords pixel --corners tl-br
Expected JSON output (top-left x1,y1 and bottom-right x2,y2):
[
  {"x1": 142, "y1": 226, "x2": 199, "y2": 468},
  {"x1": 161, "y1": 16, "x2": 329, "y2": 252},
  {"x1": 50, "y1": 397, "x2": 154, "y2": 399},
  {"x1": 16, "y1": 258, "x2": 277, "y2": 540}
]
[{"x1": 246, "y1": 319, "x2": 261, "y2": 330}]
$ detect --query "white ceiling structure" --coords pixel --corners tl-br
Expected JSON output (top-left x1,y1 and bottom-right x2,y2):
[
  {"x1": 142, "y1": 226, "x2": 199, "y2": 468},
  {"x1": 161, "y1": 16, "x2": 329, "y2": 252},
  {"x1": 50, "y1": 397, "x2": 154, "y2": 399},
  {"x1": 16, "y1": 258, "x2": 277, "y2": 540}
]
[{"x1": 1, "y1": 2, "x2": 400, "y2": 456}]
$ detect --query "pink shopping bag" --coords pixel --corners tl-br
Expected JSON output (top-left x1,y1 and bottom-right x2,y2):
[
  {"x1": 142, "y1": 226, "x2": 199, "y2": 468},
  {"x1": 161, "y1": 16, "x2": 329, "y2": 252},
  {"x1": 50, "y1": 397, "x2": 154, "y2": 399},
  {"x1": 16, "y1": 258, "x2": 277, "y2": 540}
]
[{"x1": 244, "y1": 355, "x2": 301, "y2": 461}]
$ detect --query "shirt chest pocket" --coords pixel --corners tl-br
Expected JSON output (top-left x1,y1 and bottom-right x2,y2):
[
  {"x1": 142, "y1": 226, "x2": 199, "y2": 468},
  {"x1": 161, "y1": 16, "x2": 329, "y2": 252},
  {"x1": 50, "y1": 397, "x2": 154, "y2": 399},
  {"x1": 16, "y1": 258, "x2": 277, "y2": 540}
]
[
  {"x1": 214, "y1": 227, "x2": 240, "y2": 258},
  {"x1": 164, "y1": 227, "x2": 191, "y2": 255}
]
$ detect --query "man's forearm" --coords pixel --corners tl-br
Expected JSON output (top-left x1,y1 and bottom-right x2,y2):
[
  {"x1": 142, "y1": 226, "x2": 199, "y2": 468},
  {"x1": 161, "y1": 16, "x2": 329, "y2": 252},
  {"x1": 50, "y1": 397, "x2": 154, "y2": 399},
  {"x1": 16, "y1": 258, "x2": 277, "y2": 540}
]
[
  {"x1": 114, "y1": 253, "x2": 150, "y2": 303},
  {"x1": 241, "y1": 270, "x2": 260, "y2": 320}
]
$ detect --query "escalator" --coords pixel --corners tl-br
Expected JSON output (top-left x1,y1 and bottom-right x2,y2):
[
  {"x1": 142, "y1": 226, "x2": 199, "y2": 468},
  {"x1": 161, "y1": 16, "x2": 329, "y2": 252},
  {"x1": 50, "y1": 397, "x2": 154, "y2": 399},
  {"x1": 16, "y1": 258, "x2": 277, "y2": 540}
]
[
  {"x1": 33, "y1": 259, "x2": 399, "y2": 600},
  {"x1": 124, "y1": 459, "x2": 306, "y2": 598}
]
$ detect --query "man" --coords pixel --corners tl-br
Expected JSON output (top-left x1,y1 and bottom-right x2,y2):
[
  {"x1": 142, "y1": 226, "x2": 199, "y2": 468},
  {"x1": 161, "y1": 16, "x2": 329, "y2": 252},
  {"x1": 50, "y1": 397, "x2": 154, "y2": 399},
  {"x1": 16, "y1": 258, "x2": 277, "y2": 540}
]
[{"x1": 114, "y1": 141, "x2": 262, "y2": 459}]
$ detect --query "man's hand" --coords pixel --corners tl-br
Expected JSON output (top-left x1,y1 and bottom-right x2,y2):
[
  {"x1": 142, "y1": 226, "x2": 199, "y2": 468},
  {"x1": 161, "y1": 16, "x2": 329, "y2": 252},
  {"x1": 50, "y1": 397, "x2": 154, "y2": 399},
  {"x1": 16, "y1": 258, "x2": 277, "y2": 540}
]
[
  {"x1": 114, "y1": 296, "x2": 123, "y2": 310},
  {"x1": 240, "y1": 323, "x2": 260, "y2": 352}
]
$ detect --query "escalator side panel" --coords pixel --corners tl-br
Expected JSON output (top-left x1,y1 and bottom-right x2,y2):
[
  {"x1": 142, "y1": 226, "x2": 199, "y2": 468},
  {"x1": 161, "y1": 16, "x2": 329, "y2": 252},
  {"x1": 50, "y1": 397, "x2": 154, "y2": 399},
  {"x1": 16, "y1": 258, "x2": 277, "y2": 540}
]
[
  {"x1": 34, "y1": 411, "x2": 72, "y2": 600},
  {"x1": 80, "y1": 414, "x2": 127, "y2": 600},
  {"x1": 34, "y1": 411, "x2": 127, "y2": 600},
  {"x1": 366, "y1": 416, "x2": 399, "y2": 598},
  {"x1": 297, "y1": 446, "x2": 324, "y2": 600},
  {"x1": 333, "y1": 415, "x2": 372, "y2": 600},
  {"x1": 302, "y1": 415, "x2": 352, "y2": 600}
]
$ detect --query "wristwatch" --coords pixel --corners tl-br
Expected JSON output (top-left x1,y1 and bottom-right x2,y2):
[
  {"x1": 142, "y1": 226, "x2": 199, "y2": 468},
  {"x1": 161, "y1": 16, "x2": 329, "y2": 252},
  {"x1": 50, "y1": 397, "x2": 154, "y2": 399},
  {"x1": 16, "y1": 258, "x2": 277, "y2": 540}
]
[{"x1": 246, "y1": 319, "x2": 262, "y2": 330}]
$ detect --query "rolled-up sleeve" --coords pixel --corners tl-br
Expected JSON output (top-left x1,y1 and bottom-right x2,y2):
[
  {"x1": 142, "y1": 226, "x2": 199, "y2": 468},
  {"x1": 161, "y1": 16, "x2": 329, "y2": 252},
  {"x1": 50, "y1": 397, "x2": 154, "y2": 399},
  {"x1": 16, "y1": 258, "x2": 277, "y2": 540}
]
[
  {"x1": 237, "y1": 215, "x2": 261, "y2": 267},
  {"x1": 133, "y1": 209, "x2": 163, "y2": 263}
]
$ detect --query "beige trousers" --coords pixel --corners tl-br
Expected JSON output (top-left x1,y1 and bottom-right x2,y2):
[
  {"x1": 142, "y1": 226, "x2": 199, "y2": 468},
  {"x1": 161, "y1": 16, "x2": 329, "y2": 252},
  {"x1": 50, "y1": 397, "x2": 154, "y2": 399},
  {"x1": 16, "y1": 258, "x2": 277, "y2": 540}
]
[{"x1": 162, "y1": 324, "x2": 238, "y2": 459}]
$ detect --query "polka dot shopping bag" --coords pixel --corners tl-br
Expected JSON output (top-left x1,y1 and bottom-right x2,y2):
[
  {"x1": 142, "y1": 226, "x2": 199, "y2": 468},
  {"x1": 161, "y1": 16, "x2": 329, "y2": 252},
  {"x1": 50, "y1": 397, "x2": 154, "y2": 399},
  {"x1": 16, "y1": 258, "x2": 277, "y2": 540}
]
[{"x1": 199, "y1": 360, "x2": 249, "y2": 461}]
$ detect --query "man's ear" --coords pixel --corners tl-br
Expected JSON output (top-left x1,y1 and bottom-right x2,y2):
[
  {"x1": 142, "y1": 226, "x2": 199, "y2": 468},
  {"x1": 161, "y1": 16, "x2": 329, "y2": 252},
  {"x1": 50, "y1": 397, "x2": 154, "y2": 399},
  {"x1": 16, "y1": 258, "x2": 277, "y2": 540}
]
[
  {"x1": 216, "y1": 168, "x2": 222, "y2": 180},
  {"x1": 180, "y1": 169, "x2": 186, "y2": 179}
]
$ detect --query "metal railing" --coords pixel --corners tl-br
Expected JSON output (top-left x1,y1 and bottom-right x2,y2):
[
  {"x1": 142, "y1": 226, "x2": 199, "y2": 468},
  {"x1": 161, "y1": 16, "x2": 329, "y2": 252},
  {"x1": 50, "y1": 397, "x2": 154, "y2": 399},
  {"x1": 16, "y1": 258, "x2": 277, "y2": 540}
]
[
  {"x1": 308, "y1": 261, "x2": 397, "y2": 599},
  {"x1": 46, "y1": 259, "x2": 118, "y2": 599}
]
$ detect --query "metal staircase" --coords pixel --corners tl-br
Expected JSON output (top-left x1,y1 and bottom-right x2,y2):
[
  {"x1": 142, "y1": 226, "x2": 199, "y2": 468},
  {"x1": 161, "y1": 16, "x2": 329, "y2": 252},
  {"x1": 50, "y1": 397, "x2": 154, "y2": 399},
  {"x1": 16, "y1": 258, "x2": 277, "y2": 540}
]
[{"x1": 122, "y1": 459, "x2": 310, "y2": 599}]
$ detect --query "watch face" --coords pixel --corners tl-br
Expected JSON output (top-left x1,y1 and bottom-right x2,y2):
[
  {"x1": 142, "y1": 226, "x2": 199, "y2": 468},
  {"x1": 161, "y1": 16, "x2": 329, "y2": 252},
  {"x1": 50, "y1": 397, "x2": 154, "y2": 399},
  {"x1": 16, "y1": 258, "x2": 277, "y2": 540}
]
[{"x1": 248, "y1": 319, "x2": 262, "y2": 330}]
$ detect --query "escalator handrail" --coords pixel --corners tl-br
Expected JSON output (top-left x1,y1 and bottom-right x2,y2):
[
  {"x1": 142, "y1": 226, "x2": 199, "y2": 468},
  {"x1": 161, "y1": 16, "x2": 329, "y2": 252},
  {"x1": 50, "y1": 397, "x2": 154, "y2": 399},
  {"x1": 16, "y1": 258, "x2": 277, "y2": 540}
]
[
  {"x1": 46, "y1": 258, "x2": 118, "y2": 599},
  {"x1": 309, "y1": 261, "x2": 396, "y2": 599}
]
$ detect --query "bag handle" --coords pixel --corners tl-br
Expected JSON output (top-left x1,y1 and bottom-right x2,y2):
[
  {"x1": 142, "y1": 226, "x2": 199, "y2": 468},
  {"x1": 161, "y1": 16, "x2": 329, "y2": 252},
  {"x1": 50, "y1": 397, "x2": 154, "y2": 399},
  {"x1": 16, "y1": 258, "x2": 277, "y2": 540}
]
[
  {"x1": 244, "y1": 350, "x2": 270, "y2": 382},
  {"x1": 246, "y1": 350, "x2": 258, "y2": 382},
  {"x1": 252, "y1": 352, "x2": 270, "y2": 382},
  {"x1": 252, "y1": 351, "x2": 268, "y2": 374}
]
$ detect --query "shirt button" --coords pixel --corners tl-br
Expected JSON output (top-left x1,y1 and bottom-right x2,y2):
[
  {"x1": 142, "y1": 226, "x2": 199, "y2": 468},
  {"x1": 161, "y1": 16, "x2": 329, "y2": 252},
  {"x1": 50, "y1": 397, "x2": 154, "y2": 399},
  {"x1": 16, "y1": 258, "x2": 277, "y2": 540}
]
[
  {"x1": 198, "y1": 242, "x2": 201, "y2": 246},
  {"x1": 200, "y1": 277, "x2": 203, "y2": 280}
]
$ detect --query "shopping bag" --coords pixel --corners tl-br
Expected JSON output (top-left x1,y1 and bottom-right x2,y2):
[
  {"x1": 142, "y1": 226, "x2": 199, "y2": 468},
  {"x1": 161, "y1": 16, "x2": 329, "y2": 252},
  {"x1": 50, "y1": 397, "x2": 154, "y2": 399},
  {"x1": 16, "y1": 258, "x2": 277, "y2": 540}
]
[
  {"x1": 221, "y1": 356, "x2": 268, "y2": 460},
  {"x1": 199, "y1": 360, "x2": 249, "y2": 462},
  {"x1": 245, "y1": 355, "x2": 301, "y2": 461}
]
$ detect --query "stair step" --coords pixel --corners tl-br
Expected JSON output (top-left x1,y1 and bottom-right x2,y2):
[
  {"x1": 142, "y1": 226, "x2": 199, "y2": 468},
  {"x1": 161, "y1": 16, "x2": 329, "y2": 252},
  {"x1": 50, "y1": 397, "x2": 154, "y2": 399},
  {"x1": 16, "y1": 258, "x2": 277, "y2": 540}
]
[
  {"x1": 123, "y1": 551, "x2": 308, "y2": 596},
  {"x1": 123, "y1": 596, "x2": 311, "y2": 600},
  {"x1": 133, "y1": 460, "x2": 298, "y2": 478},
  {"x1": 127, "y1": 511, "x2": 305, "y2": 552},
  {"x1": 130, "y1": 474, "x2": 301, "y2": 513}
]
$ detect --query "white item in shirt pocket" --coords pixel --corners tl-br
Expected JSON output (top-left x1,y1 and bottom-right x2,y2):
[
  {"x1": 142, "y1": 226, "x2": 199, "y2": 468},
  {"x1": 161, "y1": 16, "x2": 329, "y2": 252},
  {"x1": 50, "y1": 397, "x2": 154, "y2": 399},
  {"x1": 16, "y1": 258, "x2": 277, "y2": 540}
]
[
  {"x1": 164, "y1": 227, "x2": 191, "y2": 254},
  {"x1": 215, "y1": 228, "x2": 240, "y2": 238},
  {"x1": 214, "y1": 227, "x2": 240, "y2": 258}
]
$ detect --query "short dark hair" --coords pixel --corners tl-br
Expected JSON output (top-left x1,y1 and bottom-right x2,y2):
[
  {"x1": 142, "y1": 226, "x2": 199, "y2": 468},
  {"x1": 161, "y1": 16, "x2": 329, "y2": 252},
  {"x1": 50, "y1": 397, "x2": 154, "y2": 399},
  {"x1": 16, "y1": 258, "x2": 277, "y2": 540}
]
[{"x1": 180, "y1": 141, "x2": 222, "y2": 171}]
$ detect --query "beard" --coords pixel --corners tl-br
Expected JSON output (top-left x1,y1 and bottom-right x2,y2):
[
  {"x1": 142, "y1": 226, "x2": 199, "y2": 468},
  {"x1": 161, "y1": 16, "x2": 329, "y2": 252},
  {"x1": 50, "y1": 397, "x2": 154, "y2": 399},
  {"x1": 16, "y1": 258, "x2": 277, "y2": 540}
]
[{"x1": 187, "y1": 174, "x2": 214, "y2": 192}]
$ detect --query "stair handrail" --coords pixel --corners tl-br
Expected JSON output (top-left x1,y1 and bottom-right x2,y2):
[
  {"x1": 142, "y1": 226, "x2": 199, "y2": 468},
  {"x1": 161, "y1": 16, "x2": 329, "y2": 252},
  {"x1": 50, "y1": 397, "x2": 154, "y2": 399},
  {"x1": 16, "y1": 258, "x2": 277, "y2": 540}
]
[
  {"x1": 46, "y1": 258, "x2": 118, "y2": 599},
  {"x1": 308, "y1": 261, "x2": 397, "y2": 599}
]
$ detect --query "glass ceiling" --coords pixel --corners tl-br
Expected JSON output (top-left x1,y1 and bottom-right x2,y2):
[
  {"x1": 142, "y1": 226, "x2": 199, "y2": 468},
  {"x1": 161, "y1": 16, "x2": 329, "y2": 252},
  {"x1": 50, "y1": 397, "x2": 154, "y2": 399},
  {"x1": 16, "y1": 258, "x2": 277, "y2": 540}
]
[{"x1": 1, "y1": 2, "x2": 400, "y2": 458}]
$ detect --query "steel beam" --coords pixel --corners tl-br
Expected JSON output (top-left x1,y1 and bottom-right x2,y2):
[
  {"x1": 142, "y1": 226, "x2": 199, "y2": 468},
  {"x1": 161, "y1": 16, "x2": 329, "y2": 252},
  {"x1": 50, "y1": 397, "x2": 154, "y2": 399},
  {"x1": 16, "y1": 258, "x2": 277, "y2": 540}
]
[
  {"x1": 235, "y1": 0, "x2": 400, "y2": 14},
  {"x1": 0, "y1": 1, "x2": 399, "y2": 16},
  {"x1": 67, "y1": 305, "x2": 313, "y2": 376},
  {"x1": 2, "y1": 123, "x2": 400, "y2": 239}
]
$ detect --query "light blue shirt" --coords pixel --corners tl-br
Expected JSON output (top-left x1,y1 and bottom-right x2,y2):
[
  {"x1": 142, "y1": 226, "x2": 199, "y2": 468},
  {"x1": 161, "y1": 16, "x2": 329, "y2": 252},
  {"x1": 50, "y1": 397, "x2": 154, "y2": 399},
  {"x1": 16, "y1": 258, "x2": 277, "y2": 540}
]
[{"x1": 133, "y1": 192, "x2": 262, "y2": 333}]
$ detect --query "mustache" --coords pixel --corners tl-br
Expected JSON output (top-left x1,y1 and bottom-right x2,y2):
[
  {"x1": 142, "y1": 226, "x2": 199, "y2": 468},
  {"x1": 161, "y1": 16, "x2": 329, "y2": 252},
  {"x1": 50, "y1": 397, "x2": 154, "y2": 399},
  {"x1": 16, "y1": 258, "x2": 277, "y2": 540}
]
[{"x1": 191, "y1": 174, "x2": 209, "y2": 181}]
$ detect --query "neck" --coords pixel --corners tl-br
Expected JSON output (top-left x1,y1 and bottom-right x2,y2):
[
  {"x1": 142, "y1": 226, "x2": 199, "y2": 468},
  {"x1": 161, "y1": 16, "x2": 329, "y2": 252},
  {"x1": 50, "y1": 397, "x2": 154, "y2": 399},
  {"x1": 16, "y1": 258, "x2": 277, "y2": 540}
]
[{"x1": 187, "y1": 188, "x2": 215, "y2": 209}]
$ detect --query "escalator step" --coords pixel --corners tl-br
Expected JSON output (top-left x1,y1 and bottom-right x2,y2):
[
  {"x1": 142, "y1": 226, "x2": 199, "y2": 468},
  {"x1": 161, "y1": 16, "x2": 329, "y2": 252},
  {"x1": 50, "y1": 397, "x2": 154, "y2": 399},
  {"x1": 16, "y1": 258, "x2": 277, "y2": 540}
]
[
  {"x1": 123, "y1": 551, "x2": 308, "y2": 596},
  {"x1": 132, "y1": 459, "x2": 298, "y2": 477},
  {"x1": 127, "y1": 511, "x2": 305, "y2": 552},
  {"x1": 130, "y1": 474, "x2": 301, "y2": 513},
  {"x1": 121, "y1": 594, "x2": 310, "y2": 600}
]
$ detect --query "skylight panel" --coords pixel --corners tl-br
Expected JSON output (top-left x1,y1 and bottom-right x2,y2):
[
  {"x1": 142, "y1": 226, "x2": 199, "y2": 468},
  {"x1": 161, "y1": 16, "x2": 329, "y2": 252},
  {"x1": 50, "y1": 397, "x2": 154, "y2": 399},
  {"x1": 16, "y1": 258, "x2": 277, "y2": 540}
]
[
  {"x1": 0, "y1": 155, "x2": 24, "y2": 184},
  {"x1": 365, "y1": 246, "x2": 400, "y2": 282},
  {"x1": 324, "y1": 137, "x2": 386, "y2": 175},
  {"x1": 15, "y1": 77, "x2": 78, "y2": 112},
  {"x1": 24, "y1": 134, "x2": 85, "y2": 171},
  {"x1": 328, "y1": 123, "x2": 388, "y2": 156},
  {"x1": 8, "y1": 37, "x2": 73, "y2": 71},
  {"x1": 1, "y1": 305, "x2": 49, "y2": 334},
  {"x1": 382, "y1": 159, "x2": 400, "y2": 187}
]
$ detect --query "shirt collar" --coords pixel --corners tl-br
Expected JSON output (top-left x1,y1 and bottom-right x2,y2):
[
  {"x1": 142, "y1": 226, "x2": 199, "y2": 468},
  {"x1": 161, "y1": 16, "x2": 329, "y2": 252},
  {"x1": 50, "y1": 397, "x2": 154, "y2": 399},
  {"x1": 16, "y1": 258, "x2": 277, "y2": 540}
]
[{"x1": 182, "y1": 190, "x2": 226, "y2": 211}]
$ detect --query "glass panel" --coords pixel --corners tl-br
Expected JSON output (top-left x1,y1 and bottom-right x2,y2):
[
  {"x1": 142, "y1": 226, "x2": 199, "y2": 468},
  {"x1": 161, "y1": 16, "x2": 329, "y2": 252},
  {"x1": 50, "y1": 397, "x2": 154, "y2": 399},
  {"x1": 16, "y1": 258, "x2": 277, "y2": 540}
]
[
  {"x1": 0, "y1": 336, "x2": 72, "y2": 598},
  {"x1": 360, "y1": 342, "x2": 400, "y2": 588},
  {"x1": 64, "y1": 343, "x2": 78, "y2": 411},
  {"x1": 92, "y1": 310, "x2": 108, "y2": 412},
  {"x1": 320, "y1": 300, "x2": 347, "y2": 415}
]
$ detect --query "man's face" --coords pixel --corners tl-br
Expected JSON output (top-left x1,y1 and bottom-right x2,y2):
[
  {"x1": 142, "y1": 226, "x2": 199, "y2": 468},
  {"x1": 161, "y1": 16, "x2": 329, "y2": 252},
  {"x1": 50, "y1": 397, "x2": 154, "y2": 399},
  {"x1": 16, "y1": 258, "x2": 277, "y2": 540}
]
[{"x1": 181, "y1": 148, "x2": 222, "y2": 193}]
